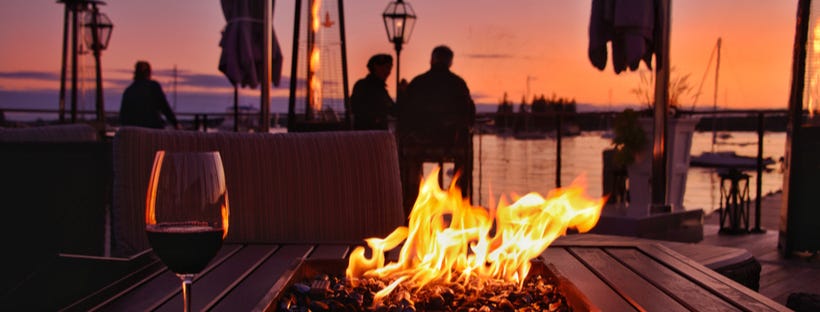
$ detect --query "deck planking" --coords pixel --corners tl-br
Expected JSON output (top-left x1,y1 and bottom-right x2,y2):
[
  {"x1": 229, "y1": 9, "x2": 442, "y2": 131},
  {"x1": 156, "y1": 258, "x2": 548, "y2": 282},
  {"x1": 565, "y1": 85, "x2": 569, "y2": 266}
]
[{"x1": 698, "y1": 191, "x2": 820, "y2": 307}]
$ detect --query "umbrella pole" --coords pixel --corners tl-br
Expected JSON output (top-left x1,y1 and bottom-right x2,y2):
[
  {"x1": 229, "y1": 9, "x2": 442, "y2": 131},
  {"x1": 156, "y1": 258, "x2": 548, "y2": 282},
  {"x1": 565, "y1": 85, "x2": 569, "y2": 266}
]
[
  {"x1": 234, "y1": 85, "x2": 239, "y2": 132},
  {"x1": 260, "y1": 0, "x2": 272, "y2": 133},
  {"x1": 651, "y1": 0, "x2": 671, "y2": 212}
]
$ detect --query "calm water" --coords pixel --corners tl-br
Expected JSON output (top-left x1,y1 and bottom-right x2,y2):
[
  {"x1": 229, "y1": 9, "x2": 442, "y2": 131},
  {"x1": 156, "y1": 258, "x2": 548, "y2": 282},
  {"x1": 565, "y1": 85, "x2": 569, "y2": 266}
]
[{"x1": 467, "y1": 131, "x2": 786, "y2": 216}]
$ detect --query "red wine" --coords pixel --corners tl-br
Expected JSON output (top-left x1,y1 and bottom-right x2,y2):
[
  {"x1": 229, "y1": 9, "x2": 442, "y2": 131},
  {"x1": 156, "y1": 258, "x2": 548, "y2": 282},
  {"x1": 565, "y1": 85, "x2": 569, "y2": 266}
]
[{"x1": 146, "y1": 222, "x2": 224, "y2": 274}]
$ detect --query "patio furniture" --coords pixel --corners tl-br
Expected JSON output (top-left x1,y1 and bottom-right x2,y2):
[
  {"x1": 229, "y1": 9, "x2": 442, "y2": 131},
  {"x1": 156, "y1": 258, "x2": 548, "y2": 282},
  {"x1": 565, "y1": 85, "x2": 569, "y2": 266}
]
[
  {"x1": 0, "y1": 123, "x2": 109, "y2": 298},
  {"x1": 0, "y1": 123, "x2": 99, "y2": 142},
  {"x1": 62, "y1": 238, "x2": 789, "y2": 311},
  {"x1": 110, "y1": 127, "x2": 405, "y2": 257}
]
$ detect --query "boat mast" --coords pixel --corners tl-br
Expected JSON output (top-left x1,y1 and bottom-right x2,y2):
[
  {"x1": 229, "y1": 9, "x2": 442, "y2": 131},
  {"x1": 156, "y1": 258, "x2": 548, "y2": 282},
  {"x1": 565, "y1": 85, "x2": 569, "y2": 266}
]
[{"x1": 712, "y1": 37, "x2": 722, "y2": 147}]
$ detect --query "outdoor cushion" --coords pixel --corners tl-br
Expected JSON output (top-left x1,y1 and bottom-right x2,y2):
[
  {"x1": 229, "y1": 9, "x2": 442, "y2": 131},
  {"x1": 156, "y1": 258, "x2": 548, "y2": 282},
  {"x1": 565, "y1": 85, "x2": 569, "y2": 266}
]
[
  {"x1": 111, "y1": 127, "x2": 404, "y2": 256},
  {"x1": 0, "y1": 123, "x2": 98, "y2": 142}
]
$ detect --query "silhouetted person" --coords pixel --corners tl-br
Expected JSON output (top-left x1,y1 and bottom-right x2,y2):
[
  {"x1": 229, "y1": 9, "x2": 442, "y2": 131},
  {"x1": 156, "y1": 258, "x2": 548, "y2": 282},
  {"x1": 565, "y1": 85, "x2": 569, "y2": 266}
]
[
  {"x1": 351, "y1": 54, "x2": 395, "y2": 130},
  {"x1": 119, "y1": 61, "x2": 180, "y2": 129},
  {"x1": 397, "y1": 45, "x2": 476, "y2": 215}
]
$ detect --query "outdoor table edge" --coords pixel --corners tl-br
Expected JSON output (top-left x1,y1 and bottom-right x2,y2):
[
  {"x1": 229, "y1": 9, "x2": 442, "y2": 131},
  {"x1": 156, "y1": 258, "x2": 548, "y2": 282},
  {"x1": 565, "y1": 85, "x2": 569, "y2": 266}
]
[{"x1": 63, "y1": 242, "x2": 788, "y2": 312}]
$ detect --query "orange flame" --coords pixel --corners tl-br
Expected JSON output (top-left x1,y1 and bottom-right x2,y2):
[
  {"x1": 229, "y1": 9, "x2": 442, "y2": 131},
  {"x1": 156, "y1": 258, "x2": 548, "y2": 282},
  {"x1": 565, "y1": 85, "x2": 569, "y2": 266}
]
[
  {"x1": 309, "y1": 47, "x2": 322, "y2": 112},
  {"x1": 346, "y1": 168, "x2": 605, "y2": 304},
  {"x1": 308, "y1": 0, "x2": 322, "y2": 112},
  {"x1": 311, "y1": 0, "x2": 321, "y2": 32}
]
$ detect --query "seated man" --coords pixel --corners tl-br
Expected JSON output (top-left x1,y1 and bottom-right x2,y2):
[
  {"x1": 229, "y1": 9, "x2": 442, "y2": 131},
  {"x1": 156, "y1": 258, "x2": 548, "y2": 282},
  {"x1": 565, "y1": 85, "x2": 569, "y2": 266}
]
[{"x1": 397, "y1": 45, "x2": 476, "y2": 215}]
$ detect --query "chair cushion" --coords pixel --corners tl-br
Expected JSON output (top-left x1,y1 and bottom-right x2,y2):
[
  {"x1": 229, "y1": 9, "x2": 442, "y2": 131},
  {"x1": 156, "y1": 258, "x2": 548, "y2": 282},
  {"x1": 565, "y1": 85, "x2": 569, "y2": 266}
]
[
  {"x1": 111, "y1": 127, "x2": 404, "y2": 256},
  {"x1": 0, "y1": 123, "x2": 98, "y2": 142}
]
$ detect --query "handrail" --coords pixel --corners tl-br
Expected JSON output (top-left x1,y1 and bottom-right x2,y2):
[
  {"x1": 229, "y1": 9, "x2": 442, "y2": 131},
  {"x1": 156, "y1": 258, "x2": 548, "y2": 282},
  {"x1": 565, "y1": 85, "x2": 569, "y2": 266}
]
[{"x1": 1, "y1": 107, "x2": 787, "y2": 229}]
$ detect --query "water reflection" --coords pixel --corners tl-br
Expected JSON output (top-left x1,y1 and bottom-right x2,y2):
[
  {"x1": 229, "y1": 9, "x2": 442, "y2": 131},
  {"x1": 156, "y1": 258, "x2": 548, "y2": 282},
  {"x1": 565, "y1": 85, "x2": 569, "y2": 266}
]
[{"x1": 470, "y1": 131, "x2": 785, "y2": 216}]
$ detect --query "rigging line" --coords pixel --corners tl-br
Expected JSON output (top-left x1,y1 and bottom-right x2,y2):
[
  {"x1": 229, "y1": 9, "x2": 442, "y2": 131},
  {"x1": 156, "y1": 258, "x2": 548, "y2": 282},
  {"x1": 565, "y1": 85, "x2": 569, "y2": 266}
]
[{"x1": 691, "y1": 38, "x2": 720, "y2": 110}]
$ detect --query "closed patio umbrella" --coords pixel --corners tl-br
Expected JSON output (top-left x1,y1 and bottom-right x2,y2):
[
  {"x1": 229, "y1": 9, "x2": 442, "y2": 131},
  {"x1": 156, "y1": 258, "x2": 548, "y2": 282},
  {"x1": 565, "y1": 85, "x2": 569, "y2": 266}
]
[
  {"x1": 219, "y1": 0, "x2": 283, "y2": 131},
  {"x1": 588, "y1": 0, "x2": 671, "y2": 209}
]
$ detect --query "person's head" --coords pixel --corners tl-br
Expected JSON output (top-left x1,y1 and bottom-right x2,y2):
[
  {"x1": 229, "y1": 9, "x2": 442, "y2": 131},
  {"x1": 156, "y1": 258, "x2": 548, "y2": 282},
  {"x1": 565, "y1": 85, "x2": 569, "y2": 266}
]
[
  {"x1": 367, "y1": 54, "x2": 393, "y2": 81},
  {"x1": 430, "y1": 45, "x2": 454, "y2": 70},
  {"x1": 134, "y1": 61, "x2": 152, "y2": 80}
]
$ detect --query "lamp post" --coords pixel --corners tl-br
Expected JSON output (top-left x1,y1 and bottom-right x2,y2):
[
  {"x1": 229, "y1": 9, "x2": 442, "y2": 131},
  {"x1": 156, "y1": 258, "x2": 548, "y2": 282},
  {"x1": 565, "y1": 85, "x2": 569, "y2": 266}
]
[
  {"x1": 83, "y1": 1, "x2": 113, "y2": 124},
  {"x1": 382, "y1": 0, "x2": 416, "y2": 96}
]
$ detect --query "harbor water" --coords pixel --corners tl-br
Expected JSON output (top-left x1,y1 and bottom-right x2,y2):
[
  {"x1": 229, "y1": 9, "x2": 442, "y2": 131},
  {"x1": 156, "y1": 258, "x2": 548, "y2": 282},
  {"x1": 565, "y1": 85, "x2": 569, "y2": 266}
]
[{"x1": 467, "y1": 130, "x2": 786, "y2": 216}]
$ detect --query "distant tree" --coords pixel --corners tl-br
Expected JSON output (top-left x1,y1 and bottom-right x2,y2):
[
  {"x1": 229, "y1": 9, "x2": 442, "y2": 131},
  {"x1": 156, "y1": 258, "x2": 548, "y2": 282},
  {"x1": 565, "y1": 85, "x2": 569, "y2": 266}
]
[
  {"x1": 495, "y1": 92, "x2": 514, "y2": 129},
  {"x1": 531, "y1": 94, "x2": 548, "y2": 113},
  {"x1": 518, "y1": 96, "x2": 529, "y2": 113}
]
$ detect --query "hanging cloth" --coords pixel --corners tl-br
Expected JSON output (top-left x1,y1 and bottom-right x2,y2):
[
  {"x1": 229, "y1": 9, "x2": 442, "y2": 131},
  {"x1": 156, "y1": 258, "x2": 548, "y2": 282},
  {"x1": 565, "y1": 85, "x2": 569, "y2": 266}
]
[
  {"x1": 218, "y1": 0, "x2": 284, "y2": 88},
  {"x1": 588, "y1": 0, "x2": 656, "y2": 74}
]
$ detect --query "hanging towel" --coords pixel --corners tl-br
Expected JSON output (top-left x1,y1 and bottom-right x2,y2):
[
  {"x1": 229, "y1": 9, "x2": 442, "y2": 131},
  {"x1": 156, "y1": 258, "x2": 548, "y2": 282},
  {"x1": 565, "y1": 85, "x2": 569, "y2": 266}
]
[{"x1": 589, "y1": 0, "x2": 656, "y2": 74}]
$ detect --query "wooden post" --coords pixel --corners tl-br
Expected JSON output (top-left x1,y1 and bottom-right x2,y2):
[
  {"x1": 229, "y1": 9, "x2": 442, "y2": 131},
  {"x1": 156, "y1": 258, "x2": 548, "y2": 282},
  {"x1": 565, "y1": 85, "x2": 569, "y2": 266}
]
[{"x1": 651, "y1": 0, "x2": 671, "y2": 212}]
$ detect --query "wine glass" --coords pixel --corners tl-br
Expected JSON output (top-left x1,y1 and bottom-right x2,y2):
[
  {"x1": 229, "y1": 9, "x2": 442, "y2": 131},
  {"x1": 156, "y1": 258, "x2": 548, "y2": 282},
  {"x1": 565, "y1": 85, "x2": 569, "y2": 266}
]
[{"x1": 145, "y1": 151, "x2": 230, "y2": 312}]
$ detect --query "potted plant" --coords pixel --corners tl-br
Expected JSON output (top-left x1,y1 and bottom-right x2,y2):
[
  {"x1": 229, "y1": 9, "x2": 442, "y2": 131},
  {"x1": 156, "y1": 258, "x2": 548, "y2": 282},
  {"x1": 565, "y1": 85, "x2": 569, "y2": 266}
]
[
  {"x1": 611, "y1": 108, "x2": 648, "y2": 169},
  {"x1": 608, "y1": 69, "x2": 699, "y2": 217}
]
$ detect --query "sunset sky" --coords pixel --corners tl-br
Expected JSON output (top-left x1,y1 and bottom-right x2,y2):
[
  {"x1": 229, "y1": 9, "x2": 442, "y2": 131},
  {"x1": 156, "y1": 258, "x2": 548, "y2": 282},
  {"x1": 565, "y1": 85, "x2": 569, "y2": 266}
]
[{"x1": 0, "y1": 0, "x2": 799, "y2": 118}]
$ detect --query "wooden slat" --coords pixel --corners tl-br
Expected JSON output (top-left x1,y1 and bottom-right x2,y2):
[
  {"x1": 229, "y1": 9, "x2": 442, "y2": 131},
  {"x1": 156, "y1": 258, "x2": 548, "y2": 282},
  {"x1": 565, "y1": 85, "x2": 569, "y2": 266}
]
[
  {"x1": 94, "y1": 245, "x2": 242, "y2": 312},
  {"x1": 558, "y1": 233, "x2": 756, "y2": 272},
  {"x1": 610, "y1": 245, "x2": 788, "y2": 312},
  {"x1": 608, "y1": 247, "x2": 734, "y2": 311},
  {"x1": 542, "y1": 247, "x2": 636, "y2": 311},
  {"x1": 61, "y1": 256, "x2": 166, "y2": 312},
  {"x1": 155, "y1": 245, "x2": 280, "y2": 312},
  {"x1": 569, "y1": 247, "x2": 690, "y2": 311},
  {"x1": 555, "y1": 234, "x2": 641, "y2": 247},
  {"x1": 644, "y1": 244, "x2": 790, "y2": 311},
  {"x1": 308, "y1": 244, "x2": 350, "y2": 259},
  {"x1": 211, "y1": 244, "x2": 314, "y2": 311}
]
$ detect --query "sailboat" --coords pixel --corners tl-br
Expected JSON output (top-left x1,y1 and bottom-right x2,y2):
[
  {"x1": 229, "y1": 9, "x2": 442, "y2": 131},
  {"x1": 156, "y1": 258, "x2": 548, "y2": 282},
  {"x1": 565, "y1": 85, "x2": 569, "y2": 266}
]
[{"x1": 690, "y1": 38, "x2": 775, "y2": 169}]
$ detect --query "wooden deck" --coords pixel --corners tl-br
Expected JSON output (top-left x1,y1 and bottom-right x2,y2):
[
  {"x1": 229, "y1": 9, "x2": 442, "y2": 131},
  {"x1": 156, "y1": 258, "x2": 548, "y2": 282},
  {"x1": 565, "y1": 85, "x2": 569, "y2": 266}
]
[{"x1": 698, "y1": 191, "x2": 820, "y2": 307}]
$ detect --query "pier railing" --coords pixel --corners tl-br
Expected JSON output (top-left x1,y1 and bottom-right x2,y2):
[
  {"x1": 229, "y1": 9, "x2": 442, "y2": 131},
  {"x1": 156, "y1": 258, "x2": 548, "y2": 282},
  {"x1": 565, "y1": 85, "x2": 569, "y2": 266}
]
[{"x1": 1, "y1": 107, "x2": 788, "y2": 230}]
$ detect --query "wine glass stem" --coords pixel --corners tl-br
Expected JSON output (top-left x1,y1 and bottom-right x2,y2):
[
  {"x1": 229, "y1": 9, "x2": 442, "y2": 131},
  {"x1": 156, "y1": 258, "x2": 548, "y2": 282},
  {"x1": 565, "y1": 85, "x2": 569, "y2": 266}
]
[{"x1": 179, "y1": 273, "x2": 195, "y2": 312}]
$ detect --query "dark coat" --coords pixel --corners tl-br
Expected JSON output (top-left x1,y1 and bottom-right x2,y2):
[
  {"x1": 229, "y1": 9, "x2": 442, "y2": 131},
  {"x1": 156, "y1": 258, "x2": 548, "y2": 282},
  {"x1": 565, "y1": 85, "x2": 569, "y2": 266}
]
[
  {"x1": 119, "y1": 79, "x2": 178, "y2": 129},
  {"x1": 398, "y1": 67, "x2": 475, "y2": 146},
  {"x1": 350, "y1": 74, "x2": 394, "y2": 130}
]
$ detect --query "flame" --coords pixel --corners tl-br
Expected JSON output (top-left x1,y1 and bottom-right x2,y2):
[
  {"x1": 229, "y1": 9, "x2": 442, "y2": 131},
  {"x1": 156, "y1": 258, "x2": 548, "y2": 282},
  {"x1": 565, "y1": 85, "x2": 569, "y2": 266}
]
[
  {"x1": 308, "y1": 0, "x2": 322, "y2": 112},
  {"x1": 309, "y1": 47, "x2": 322, "y2": 112},
  {"x1": 221, "y1": 191, "x2": 230, "y2": 239},
  {"x1": 311, "y1": 0, "x2": 321, "y2": 32},
  {"x1": 346, "y1": 168, "x2": 605, "y2": 305},
  {"x1": 810, "y1": 20, "x2": 820, "y2": 118}
]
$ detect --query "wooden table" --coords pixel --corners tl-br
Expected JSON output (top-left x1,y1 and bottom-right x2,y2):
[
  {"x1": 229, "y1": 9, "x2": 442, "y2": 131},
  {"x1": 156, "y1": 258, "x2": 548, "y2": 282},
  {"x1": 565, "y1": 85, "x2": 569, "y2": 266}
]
[{"x1": 59, "y1": 237, "x2": 788, "y2": 311}]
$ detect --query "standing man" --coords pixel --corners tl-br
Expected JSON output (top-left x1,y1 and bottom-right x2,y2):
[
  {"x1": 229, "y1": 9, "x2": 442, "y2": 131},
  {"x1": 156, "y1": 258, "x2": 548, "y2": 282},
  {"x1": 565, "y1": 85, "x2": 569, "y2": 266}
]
[
  {"x1": 350, "y1": 54, "x2": 395, "y2": 130},
  {"x1": 119, "y1": 61, "x2": 180, "y2": 129},
  {"x1": 398, "y1": 45, "x2": 476, "y2": 215}
]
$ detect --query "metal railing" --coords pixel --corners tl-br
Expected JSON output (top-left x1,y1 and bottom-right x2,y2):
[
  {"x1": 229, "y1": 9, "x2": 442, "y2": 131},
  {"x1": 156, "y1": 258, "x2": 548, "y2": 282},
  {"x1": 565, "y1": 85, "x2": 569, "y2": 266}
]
[{"x1": 1, "y1": 107, "x2": 788, "y2": 232}]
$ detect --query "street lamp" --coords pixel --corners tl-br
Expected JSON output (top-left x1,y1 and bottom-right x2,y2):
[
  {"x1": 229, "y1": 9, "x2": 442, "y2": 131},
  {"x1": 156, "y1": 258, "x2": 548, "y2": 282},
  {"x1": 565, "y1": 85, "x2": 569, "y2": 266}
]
[
  {"x1": 83, "y1": 1, "x2": 113, "y2": 124},
  {"x1": 382, "y1": 0, "x2": 416, "y2": 95}
]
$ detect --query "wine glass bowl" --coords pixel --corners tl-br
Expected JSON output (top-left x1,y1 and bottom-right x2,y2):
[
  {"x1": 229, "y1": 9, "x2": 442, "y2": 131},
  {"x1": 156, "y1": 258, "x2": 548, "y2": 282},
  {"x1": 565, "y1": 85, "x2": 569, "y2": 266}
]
[{"x1": 145, "y1": 151, "x2": 229, "y2": 311}]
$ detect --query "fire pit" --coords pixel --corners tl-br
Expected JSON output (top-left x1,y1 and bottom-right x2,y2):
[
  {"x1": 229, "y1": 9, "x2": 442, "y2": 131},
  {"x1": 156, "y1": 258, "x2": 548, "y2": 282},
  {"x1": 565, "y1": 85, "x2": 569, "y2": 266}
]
[
  {"x1": 63, "y1": 166, "x2": 789, "y2": 310},
  {"x1": 271, "y1": 258, "x2": 593, "y2": 311},
  {"x1": 272, "y1": 170, "x2": 604, "y2": 311}
]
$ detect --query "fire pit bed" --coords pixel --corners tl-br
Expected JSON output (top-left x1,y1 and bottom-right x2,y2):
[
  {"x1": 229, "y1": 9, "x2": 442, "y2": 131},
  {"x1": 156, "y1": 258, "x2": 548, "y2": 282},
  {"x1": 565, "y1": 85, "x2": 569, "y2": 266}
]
[{"x1": 269, "y1": 259, "x2": 592, "y2": 311}]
